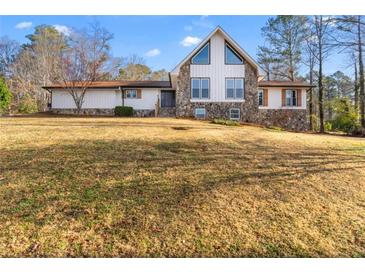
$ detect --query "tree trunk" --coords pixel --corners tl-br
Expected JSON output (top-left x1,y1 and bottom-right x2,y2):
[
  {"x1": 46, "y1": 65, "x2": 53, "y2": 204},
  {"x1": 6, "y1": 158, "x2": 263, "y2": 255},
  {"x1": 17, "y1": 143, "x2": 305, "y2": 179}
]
[
  {"x1": 122, "y1": 89, "x2": 125, "y2": 107},
  {"x1": 357, "y1": 16, "x2": 365, "y2": 128},
  {"x1": 318, "y1": 45, "x2": 324, "y2": 133},
  {"x1": 309, "y1": 55, "x2": 314, "y2": 131},
  {"x1": 354, "y1": 58, "x2": 359, "y2": 115}
]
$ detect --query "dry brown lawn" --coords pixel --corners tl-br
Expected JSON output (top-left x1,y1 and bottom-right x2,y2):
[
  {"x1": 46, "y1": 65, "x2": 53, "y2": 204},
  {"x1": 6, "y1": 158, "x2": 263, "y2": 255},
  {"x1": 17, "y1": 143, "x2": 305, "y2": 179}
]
[{"x1": 0, "y1": 116, "x2": 365, "y2": 257}]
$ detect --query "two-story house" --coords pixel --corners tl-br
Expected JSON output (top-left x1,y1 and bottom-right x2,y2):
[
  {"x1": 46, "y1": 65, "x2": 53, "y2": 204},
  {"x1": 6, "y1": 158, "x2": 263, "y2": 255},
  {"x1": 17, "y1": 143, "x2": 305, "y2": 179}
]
[{"x1": 44, "y1": 26, "x2": 313, "y2": 131}]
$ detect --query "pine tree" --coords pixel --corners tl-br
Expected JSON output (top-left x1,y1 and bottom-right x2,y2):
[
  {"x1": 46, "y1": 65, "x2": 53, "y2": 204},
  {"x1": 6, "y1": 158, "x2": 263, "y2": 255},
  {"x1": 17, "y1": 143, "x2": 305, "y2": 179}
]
[
  {"x1": 0, "y1": 77, "x2": 12, "y2": 113},
  {"x1": 260, "y1": 16, "x2": 308, "y2": 81}
]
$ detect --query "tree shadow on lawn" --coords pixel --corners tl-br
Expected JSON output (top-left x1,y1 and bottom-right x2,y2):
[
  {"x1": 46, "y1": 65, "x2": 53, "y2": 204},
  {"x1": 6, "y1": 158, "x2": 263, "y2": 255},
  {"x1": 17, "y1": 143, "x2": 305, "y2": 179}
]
[
  {"x1": 1, "y1": 117, "x2": 221, "y2": 130},
  {"x1": 0, "y1": 138, "x2": 365, "y2": 257}
]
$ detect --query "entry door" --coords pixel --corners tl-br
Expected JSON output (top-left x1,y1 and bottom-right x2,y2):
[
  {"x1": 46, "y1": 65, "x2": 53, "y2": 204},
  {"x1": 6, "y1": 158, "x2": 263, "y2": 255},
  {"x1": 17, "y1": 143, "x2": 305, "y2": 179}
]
[{"x1": 161, "y1": 90, "x2": 176, "y2": 107}]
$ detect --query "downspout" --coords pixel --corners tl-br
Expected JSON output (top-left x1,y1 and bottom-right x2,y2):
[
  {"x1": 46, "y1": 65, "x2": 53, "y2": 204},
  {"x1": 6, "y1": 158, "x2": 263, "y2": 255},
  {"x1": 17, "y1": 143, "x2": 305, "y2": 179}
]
[{"x1": 119, "y1": 86, "x2": 125, "y2": 107}]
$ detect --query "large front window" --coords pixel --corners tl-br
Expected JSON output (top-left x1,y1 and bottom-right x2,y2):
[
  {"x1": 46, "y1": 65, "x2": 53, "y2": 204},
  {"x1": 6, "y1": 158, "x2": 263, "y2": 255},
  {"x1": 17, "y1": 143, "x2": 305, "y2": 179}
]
[
  {"x1": 286, "y1": 90, "x2": 297, "y2": 106},
  {"x1": 191, "y1": 78, "x2": 210, "y2": 99},
  {"x1": 226, "y1": 78, "x2": 244, "y2": 99}
]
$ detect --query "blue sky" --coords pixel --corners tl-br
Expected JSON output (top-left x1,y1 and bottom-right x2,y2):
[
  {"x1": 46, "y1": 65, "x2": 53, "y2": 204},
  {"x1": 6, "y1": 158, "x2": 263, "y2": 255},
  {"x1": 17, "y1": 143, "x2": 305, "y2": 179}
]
[{"x1": 0, "y1": 15, "x2": 351, "y2": 76}]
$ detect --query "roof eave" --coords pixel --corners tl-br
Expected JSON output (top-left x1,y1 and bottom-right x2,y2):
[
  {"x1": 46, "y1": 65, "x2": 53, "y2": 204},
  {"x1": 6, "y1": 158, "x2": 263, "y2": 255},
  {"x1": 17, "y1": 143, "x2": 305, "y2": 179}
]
[{"x1": 258, "y1": 84, "x2": 316, "y2": 88}]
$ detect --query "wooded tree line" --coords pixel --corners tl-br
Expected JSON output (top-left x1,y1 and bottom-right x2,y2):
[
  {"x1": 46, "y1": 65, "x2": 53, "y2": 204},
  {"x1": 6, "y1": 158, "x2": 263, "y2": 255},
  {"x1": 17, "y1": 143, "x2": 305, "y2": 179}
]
[
  {"x1": 0, "y1": 22, "x2": 168, "y2": 113},
  {"x1": 257, "y1": 15, "x2": 365, "y2": 133}
]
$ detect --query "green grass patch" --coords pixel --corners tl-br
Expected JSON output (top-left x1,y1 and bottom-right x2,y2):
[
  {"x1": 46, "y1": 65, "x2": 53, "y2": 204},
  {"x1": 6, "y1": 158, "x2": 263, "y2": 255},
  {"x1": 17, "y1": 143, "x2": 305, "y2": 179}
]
[{"x1": 212, "y1": 118, "x2": 240, "y2": 126}]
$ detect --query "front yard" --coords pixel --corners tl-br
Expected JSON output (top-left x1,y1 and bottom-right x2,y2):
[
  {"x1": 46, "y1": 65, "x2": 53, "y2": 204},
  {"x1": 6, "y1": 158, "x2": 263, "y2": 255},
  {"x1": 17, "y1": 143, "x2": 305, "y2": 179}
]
[{"x1": 0, "y1": 116, "x2": 364, "y2": 257}]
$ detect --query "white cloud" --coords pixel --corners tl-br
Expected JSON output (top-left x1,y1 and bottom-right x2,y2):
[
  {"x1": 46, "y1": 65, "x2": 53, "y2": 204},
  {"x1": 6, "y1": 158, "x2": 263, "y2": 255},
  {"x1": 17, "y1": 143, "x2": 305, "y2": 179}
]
[
  {"x1": 192, "y1": 15, "x2": 214, "y2": 29},
  {"x1": 180, "y1": 36, "x2": 202, "y2": 47},
  {"x1": 145, "y1": 48, "x2": 161, "y2": 57},
  {"x1": 15, "y1": 21, "x2": 32, "y2": 29},
  {"x1": 53, "y1": 25, "x2": 72, "y2": 36},
  {"x1": 184, "y1": 25, "x2": 193, "y2": 31}
]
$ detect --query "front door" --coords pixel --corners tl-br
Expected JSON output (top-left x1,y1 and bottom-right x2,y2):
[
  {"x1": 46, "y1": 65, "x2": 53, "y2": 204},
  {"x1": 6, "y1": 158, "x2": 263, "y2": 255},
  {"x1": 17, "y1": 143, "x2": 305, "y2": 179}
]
[{"x1": 161, "y1": 90, "x2": 176, "y2": 107}]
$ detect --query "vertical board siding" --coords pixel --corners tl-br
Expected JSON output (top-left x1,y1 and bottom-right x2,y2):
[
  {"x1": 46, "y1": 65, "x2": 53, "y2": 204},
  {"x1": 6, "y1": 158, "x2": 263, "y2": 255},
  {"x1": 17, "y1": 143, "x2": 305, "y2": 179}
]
[
  {"x1": 52, "y1": 89, "x2": 116, "y2": 109},
  {"x1": 52, "y1": 88, "x2": 159, "y2": 110},
  {"x1": 115, "y1": 89, "x2": 159, "y2": 109},
  {"x1": 190, "y1": 32, "x2": 245, "y2": 101}
]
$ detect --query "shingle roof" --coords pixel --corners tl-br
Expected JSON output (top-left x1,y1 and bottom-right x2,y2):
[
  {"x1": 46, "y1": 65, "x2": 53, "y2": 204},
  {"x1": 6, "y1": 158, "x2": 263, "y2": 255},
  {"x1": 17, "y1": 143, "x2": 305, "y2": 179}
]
[
  {"x1": 258, "y1": 81, "x2": 315, "y2": 88},
  {"x1": 43, "y1": 80, "x2": 171, "y2": 89}
]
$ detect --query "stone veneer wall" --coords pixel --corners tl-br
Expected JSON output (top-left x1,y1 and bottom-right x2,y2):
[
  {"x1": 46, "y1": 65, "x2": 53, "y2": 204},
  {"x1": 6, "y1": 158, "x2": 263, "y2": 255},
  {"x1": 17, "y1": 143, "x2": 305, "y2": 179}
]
[
  {"x1": 175, "y1": 58, "x2": 259, "y2": 122},
  {"x1": 52, "y1": 108, "x2": 155, "y2": 117},
  {"x1": 258, "y1": 109, "x2": 308, "y2": 131},
  {"x1": 52, "y1": 108, "x2": 114, "y2": 116},
  {"x1": 159, "y1": 107, "x2": 176, "y2": 117},
  {"x1": 134, "y1": 109, "x2": 155, "y2": 117},
  {"x1": 175, "y1": 57, "x2": 308, "y2": 131}
]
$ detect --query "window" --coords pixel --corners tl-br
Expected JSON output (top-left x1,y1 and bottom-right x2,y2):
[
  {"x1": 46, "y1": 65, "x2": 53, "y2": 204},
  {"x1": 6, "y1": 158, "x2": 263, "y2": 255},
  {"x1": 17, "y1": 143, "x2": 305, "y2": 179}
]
[
  {"x1": 161, "y1": 91, "x2": 176, "y2": 107},
  {"x1": 235, "y1": 79, "x2": 244, "y2": 98},
  {"x1": 230, "y1": 108, "x2": 240, "y2": 120},
  {"x1": 258, "y1": 89, "x2": 263, "y2": 106},
  {"x1": 191, "y1": 42, "x2": 210, "y2": 65},
  {"x1": 226, "y1": 78, "x2": 244, "y2": 99},
  {"x1": 191, "y1": 78, "x2": 210, "y2": 99},
  {"x1": 126, "y1": 89, "x2": 137, "y2": 99},
  {"x1": 286, "y1": 89, "x2": 297, "y2": 106},
  {"x1": 225, "y1": 43, "x2": 244, "y2": 64},
  {"x1": 195, "y1": 108, "x2": 206, "y2": 119}
]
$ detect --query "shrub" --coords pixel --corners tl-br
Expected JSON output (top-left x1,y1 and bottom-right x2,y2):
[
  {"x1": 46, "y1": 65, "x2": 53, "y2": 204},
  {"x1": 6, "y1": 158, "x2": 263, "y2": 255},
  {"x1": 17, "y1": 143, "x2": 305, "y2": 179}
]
[
  {"x1": 329, "y1": 98, "x2": 359, "y2": 134},
  {"x1": 115, "y1": 106, "x2": 133, "y2": 117},
  {"x1": 18, "y1": 94, "x2": 38, "y2": 114},
  {"x1": 212, "y1": 118, "x2": 240, "y2": 126},
  {"x1": 324, "y1": 121, "x2": 333, "y2": 132},
  {"x1": 0, "y1": 77, "x2": 12, "y2": 114}
]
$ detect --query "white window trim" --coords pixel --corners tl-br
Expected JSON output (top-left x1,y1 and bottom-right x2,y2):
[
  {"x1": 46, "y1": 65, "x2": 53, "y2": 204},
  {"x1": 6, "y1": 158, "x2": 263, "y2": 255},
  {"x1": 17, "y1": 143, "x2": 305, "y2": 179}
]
[
  {"x1": 191, "y1": 78, "x2": 210, "y2": 100},
  {"x1": 229, "y1": 108, "x2": 240, "y2": 120},
  {"x1": 195, "y1": 108, "x2": 206, "y2": 119},
  {"x1": 226, "y1": 78, "x2": 245, "y2": 100}
]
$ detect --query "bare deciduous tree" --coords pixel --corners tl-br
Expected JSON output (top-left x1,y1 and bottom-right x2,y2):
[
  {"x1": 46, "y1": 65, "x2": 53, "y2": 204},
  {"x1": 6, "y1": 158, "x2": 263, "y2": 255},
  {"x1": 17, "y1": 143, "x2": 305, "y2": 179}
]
[
  {"x1": 308, "y1": 15, "x2": 334, "y2": 133},
  {"x1": 333, "y1": 16, "x2": 365, "y2": 127},
  {"x1": 0, "y1": 36, "x2": 20, "y2": 78},
  {"x1": 303, "y1": 25, "x2": 318, "y2": 130},
  {"x1": 57, "y1": 23, "x2": 116, "y2": 113}
]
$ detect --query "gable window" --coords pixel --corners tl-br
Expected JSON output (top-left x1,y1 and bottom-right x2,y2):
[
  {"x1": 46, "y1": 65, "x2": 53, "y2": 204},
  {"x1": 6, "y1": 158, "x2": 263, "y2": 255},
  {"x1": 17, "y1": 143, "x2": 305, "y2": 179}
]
[
  {"x1": 226, "y1": 78, "x2": 244, "y2": 99},
  {"x1": 191, "y1": 78, "x2": 210, "y2": 99},
  {"x1": 258, "y1": 89, "x2": 264, "y2": 106},
  {"x1": 195, "y1": 108, "x2": 206, "y2": 119},
  {"x1": 191, "y1": 42, "x2": 210, "y2": 65},
  {"x1": 286, "y1": 89, "x2": 297, "y2": 106},
  {"x1": 126, "y1": 89, "x2": 137, "y2": 99},
  {"x1": 230, "y1": 108, "x2": 240, "y2": 120},
  {"x1": 225, "y1": 43, "x2": 244, "y2": 65}
]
